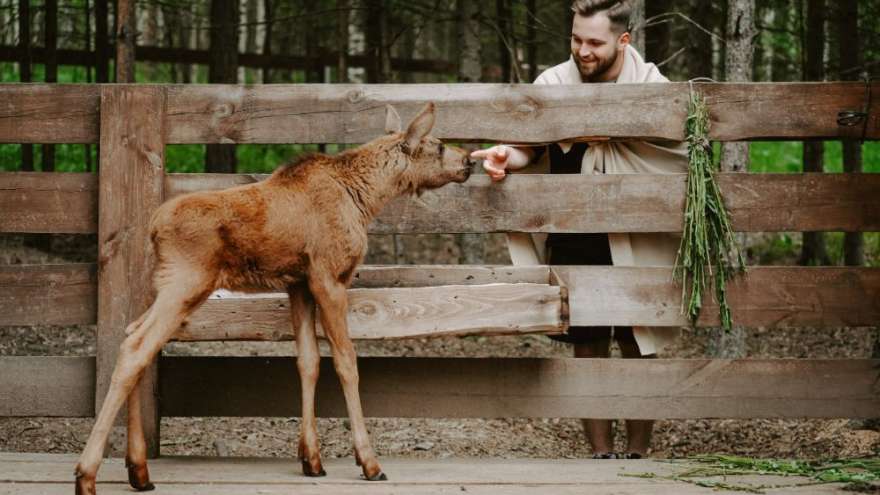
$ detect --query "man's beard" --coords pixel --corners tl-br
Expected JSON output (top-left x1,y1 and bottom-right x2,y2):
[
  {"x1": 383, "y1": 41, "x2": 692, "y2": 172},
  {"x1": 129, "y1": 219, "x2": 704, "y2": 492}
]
[{"x1": 573, "y1": 49, "x2": 618, "y2": 82}]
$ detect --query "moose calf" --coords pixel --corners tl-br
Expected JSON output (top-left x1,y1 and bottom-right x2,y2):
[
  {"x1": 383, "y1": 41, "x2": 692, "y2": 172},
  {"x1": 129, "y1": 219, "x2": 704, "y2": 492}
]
[{"x1": 75, "y1": 103, "x2": 473, "y2": 494}]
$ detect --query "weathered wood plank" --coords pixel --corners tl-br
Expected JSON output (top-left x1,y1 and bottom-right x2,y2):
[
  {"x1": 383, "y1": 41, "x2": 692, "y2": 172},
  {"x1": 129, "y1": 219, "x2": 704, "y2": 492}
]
[
  {"x1": 0, "y1": 263, "x2": 96, "y2": 326},
  {"x1": 3, "y1": 265, "x2": 877, "y2": 330},
  {"x1": 2, "y1": 82, "x2": 876, "y2": 144},
  {"x1": 177, "y1": 283, "x2": 565, "y2": 341},
  {"x1": 0, "y1": 356, "x2": 94, "y2": 417},
  {"x1": 163, "y1": 82, "x2": 879, "y2": 143},
  {"x1": 0, "y1": 84, "x2": 100, "y2": 143},
  {"x1": 5, "y1": 172, "x2": 879, "y2": 235},
  {"x1": 160, "y1": 356, "x2": 880, "y2": 419},
  {"x1": 166, "y1": 173, "x2": 880, "y2": 234},
  {"x1": 0, "y1": 264, "x2": 547, "y2": 327},
  {"x1": 97, "y1": 86, "x2": 165, "y2": 456},
  {"x1": 556, "y1": 266, "x2": 880, "y2": 328},
  {"x1": 0, "y1": 172, "x2": 97, "y2": 233},
  {"x1": 2, "y1": 455, "x2": 836, "y2": 495}
]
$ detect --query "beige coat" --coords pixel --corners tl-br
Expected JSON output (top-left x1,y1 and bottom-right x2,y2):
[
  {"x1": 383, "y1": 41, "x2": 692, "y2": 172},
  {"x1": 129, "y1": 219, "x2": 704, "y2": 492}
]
[{"x1": 507, "y1": 45, "x2": 688, "y2": 355}]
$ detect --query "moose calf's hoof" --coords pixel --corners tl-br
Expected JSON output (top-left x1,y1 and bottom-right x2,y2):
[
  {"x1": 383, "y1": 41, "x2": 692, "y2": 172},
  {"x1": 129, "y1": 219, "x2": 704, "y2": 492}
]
[
  {"x1": 365, "y1": 471, "x2": 388, "y2": 482},
  {"x1": 74, "y1": 472, "x2": 96, "y2": 495},
  {"x1": 301, "y1": 459, "x2": 327, "y2": 477},
  {"x1": 126, "y1": 459, "x2": 156, "y2": 491}
]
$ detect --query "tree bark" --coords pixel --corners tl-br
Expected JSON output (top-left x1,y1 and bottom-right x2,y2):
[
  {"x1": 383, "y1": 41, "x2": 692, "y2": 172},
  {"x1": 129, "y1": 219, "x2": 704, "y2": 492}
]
[
  {"x1": 708, "y1": 0, "x2": 755, "y2": 360},
  {"x1": 455, "y1": 0, "x2": 485, "y2": 264},
  {"x1": 495, "y1": 0, "x2": 512, "y2": 82},
  {"x1": 336, "y1": 0, "x2": 349, "y2": 82},
  {"x1": 43, "y1": 0, "x2": 57, "y2": 172},
  {"x1": 206, "y1": 0, "x2": 240, "y2": 174},
  {"x1": 837, "y1": 0, "x2": 864, "y2": 266},
  {"x1": 686, "y1": 0, "x2": 714, "y2": 79},
  {"x1": 18, "y1": 0, "x2": 33, "y2": 171},
  {"x1": 364, "y1": 0, "x2": 389, "y2": 83},
  {"x1": 262, "y1": 0, "x2": 273, "y2": 83},
  {"x1": 245, "y1": 0, "x2": 259, "y2": 83},
  {"x1": 116, "y1": 0, "x2": 136, "y2": 83},
  {"x1": 629, "y1": 0, "x2": 645, "y2": 56},
  {"x1": 800, "y1": 0, "x2": 831, "y2": 266}
]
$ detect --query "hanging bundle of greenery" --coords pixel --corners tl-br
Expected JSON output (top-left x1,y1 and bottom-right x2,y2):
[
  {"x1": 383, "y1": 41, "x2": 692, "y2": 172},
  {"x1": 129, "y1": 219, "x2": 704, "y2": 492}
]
[{"x1": 673, "y1": 89, "x2": 746, "y2": 331}]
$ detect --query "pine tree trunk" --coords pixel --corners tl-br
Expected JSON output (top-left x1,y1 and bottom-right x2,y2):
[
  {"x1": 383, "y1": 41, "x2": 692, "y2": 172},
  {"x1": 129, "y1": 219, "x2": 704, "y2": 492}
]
[
  {"x1": 455, "y1": 0, "x2": 485, "y2": 264},
  {"x1": 263, "y1": 0, "x2": 273, "y2": 83},
  {"x1": 707, "y1": 0, "x2": 755, "y2": 359},
  {"x1": 18, "y1": 0, "x2": 33, "y2": 171},
  {"x1": 645, "y1": 0, "x2": 672, "y2": 67},
  {"x1": 365, "y1": 0, "x2": 388, "y2": 83},
  {"x1": 838, "y1": 0, "x2": 864, "y2": 266},
  {"x1": 206, "y1": 0, "x2": 240, "y2": 174},
  {"x1": 336, "y1": 0, "x2": 349, "y2": 82},
  {"x1": 245, "y1": 0, "x2": 259, "y2": 83},
  {"x1": 629, "y1": 0, "x2": 645, "y2": 55},
  {"x1": 304, "y1": 0, "x2": 323, "y2": 84},
  {"x1": 800, "y1": 0, "x2": 830, "y2": 266},
  {"x1": 43, "y1": 0, "x2": 57, "y2": 172},
  {"x1": 116, "y1": 0, "x2": 136, "y2": 83},
  {"x1": 496, "y1": 0, "x2": 511, "y2": 82},
  {"x1": 686, "y1": 0, "x2": 714, "y2": 79}
]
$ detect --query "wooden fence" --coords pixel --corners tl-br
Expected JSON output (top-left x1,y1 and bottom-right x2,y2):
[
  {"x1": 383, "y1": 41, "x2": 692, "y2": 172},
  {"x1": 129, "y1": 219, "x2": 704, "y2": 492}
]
[{"x1": 1, "y1": 82, "x2": 878, "y2": 458}]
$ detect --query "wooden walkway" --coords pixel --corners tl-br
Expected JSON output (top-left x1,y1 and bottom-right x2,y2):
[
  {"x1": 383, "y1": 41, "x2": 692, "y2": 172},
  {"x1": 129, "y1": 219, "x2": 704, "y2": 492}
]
[{"x1": 0, "y1": 453, "x2": 847, "y2": 494}]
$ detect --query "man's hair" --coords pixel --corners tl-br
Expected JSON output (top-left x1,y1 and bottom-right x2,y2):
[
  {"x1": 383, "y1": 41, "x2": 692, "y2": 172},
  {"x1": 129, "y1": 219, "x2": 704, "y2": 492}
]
[{"x1": 570, "y1": 0, "x2": 632, "y2": 34}]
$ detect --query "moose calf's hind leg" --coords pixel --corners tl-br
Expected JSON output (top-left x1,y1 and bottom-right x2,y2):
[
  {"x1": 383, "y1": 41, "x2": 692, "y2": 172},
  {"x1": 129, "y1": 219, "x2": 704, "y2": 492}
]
[
  {"x1": 125, "y1": 379, "x2": 155, "y2": 491},
  {"x1": 290, "y1": 286, "x2": 326, "y2": 477},
  {"x1": 75, "y1": 276, "x2": 212, "y2": 495},
  {"x1": 309, "y1": 275, "x2": 386, "y2": 481}
]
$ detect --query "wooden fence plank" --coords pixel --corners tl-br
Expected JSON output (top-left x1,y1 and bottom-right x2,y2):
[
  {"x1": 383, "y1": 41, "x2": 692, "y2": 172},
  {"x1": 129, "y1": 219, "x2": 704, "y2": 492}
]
[
  {"x1": 177, "y1": 283, "x2": 565, "y2": 341},
  {"x1": 159, "y1": 356, "x2": 880, "y2": 419},
  {"x1": 163, "y1": 82, "x2": 879, "y2": 143},
  {"x1": 0, "y1": 172, "x2": 97, "y2": 233},
  {"x1": 0, "y1": 264, "x2": 547, "y2": 327},
  {"x1": 0, "y1": 85, "x2": 100, "y2": 143},
  {"x1": 0, "y1": 264, "x2": 96, "y2": 326},
  {"x1": 166, "y1": 173, "x2": 880, "y2": 234},
  {"x1": 0, "y1": 356, "x2": 94, "y2": 417},
  {"x1": 3, "y1": 264, "x2": 877, "y2": 330},
  {"x1": 97, "y1": 86, "x2": 165, "y2": 456},
  {"x1": 556, "y1": 266, "x2": 880, "y2": 328},
  {"x1": 5, "y1": 171, "x2": 879, "y2": 236},
  {"x1": 2, "y1": 82, "x2": 875, "y2": 144}
]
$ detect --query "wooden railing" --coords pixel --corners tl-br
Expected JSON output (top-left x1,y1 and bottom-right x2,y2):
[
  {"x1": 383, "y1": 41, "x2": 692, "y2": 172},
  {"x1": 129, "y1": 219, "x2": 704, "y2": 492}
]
[{"x1": 1, "y1": 83, "x2": 878, "y2": 458}]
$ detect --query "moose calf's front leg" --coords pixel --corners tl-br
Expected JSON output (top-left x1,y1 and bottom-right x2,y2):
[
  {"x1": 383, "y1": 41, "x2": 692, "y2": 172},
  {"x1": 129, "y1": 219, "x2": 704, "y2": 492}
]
[{"x1": 309, "y1": 274, "x2": 386, "y2": 481}]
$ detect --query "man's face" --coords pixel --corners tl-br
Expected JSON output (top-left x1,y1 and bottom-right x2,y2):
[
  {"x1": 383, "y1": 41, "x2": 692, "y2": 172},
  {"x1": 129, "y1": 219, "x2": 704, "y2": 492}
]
[{"x1": 570, "y1": 13, "x2": 628, "y2": 82}]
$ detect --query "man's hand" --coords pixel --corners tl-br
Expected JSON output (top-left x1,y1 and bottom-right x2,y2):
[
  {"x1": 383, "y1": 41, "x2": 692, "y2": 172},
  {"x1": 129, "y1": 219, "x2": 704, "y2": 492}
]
[{"x1": 470, "y1": 145, "x2": 532, "y2": 181}]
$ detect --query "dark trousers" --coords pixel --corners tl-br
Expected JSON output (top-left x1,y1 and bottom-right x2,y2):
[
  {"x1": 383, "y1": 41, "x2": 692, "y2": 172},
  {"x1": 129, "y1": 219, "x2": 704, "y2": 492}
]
[{"x1": 547, "y1": 233, "x2": 636, "y2": 347}]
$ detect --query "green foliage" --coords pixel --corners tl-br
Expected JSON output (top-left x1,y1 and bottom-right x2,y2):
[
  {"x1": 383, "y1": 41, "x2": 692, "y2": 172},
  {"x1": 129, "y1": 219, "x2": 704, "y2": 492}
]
[{"x1": 623, "y1": 455, "x2": 880, "y2": 493}]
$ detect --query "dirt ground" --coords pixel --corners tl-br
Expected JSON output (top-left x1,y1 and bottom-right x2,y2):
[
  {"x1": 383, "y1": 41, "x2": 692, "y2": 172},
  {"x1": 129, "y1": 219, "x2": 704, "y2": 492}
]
[{"x1": 1, "y1": 233, "x2": 878, "y2": 462}]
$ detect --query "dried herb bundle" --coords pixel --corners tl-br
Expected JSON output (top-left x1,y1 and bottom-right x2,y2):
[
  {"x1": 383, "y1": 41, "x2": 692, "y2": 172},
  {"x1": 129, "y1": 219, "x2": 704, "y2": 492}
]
[{"x1": 673, "y1": 89, "x2": 746, "y2": 330}]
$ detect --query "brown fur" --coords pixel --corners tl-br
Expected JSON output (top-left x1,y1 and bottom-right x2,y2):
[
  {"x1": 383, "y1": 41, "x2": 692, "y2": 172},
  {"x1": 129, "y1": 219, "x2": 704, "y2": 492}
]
[{"x1": 74, "y1": 103, "x2": 473, "y2": 494}]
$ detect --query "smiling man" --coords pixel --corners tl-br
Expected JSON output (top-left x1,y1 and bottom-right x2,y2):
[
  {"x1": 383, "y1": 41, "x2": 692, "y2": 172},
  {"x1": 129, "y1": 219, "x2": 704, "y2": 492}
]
[{"x1": 471, "y1": 0, "x2": 689, "y2": 459}]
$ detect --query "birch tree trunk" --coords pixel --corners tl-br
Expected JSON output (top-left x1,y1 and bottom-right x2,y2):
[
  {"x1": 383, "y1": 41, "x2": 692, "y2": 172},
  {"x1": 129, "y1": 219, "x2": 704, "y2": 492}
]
[{"x1": 707, "y1": 0, "x2": 755, "y2": 359}]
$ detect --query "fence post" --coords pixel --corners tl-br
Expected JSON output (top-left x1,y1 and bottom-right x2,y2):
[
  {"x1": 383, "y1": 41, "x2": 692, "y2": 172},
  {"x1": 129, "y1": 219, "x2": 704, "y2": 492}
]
[{"x1": 97, "y1": 85, "x2": 166, "y2": 458}]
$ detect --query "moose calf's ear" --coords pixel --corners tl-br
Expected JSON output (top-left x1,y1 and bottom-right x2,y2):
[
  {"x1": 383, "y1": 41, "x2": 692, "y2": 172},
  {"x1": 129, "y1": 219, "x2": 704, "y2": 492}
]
[
  {"x1": 385, "y1": 105, "x2": 402, "y2": 134},
  {"x1": 404, "y1": 102, "x2": 436, "y2": 154}
]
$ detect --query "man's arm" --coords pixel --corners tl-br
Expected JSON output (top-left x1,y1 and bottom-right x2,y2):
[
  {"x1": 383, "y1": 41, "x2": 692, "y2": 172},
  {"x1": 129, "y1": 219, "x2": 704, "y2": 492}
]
[{"x1": 469, "y1": 145, "x2": 539, "y2": 181}]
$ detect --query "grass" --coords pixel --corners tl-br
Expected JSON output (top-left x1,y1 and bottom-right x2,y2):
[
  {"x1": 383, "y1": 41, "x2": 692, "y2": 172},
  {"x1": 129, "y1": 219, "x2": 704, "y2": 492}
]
[{"x1": 622, "y1": 455, "x2": 880, "y2": 493}]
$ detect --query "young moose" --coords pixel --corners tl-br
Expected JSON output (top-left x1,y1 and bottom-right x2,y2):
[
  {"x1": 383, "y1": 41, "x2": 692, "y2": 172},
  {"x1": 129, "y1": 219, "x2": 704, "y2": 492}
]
[{"x1": 74, "y1": 103, "x2": 473, "y2": 494}]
